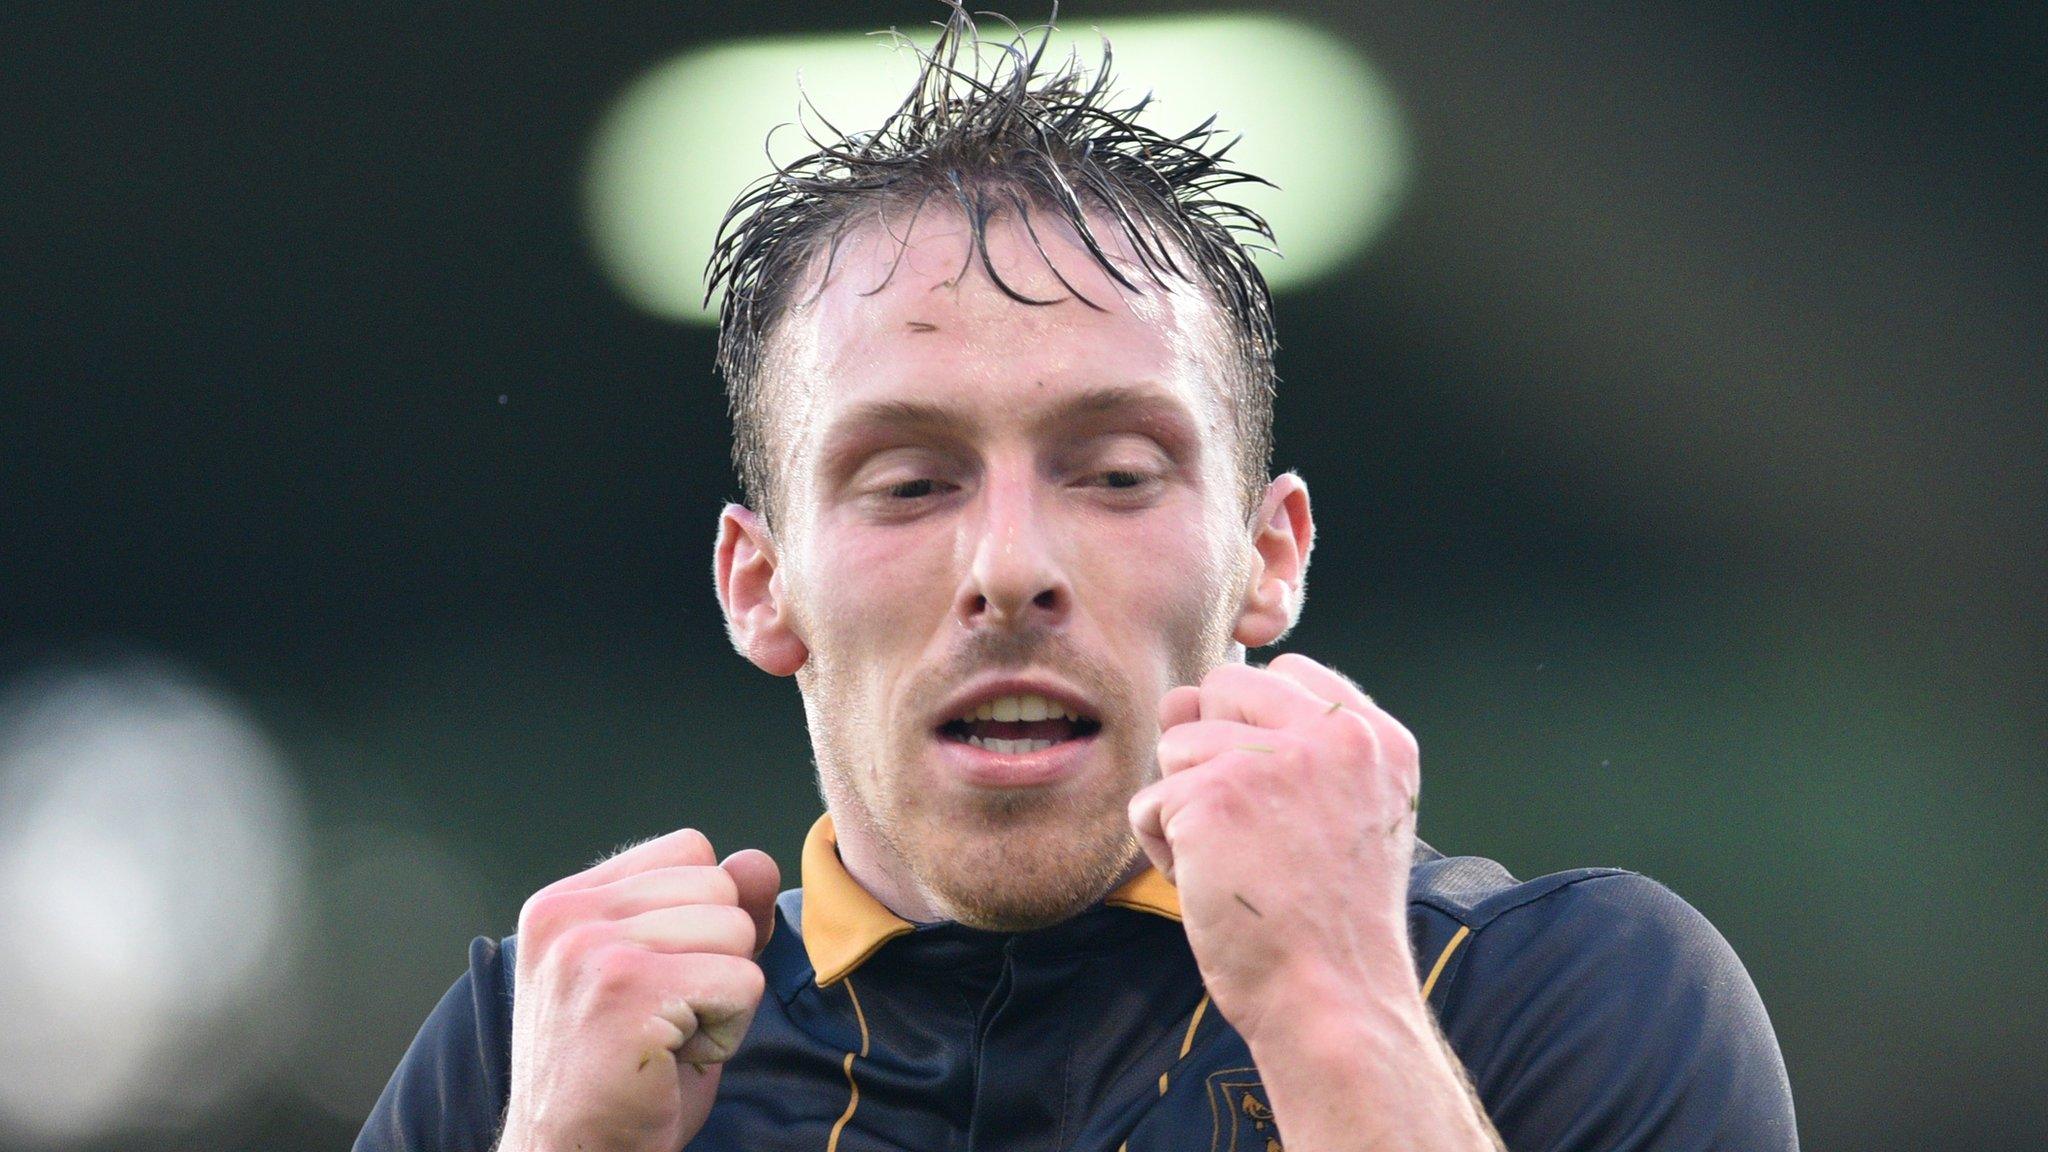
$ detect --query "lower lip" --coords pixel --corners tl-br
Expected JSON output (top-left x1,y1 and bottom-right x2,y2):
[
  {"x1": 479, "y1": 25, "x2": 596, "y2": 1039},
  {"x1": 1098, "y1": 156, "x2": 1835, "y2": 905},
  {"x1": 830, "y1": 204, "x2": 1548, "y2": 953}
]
[{"x1": 935, "y1": 732, "x2": 1100, "y2": 788}]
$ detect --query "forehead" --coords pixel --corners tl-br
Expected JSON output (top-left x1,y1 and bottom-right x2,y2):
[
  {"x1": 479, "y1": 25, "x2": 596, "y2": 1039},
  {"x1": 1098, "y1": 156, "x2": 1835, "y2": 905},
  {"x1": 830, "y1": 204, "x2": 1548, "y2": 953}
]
[{"x1": 767, "y1": 204, "x2": 1232, "y2": 439}]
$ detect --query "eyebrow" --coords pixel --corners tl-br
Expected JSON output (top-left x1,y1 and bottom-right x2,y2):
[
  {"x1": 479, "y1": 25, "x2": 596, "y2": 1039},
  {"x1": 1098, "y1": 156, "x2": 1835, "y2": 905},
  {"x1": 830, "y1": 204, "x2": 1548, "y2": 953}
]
[
  {"x1": 830, "y1": 384, "x2": 1194, "y2": 442},
  {"x1": 813, "y1": 384, "x2": 1203, "y2": 486}
]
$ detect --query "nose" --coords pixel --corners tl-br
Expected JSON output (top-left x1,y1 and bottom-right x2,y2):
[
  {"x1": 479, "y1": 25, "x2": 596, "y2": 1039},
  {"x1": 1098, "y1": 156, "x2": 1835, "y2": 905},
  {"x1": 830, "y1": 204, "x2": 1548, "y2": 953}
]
[{"x1": 956, "y1": 464, "x2": 1072, "y2": 632}]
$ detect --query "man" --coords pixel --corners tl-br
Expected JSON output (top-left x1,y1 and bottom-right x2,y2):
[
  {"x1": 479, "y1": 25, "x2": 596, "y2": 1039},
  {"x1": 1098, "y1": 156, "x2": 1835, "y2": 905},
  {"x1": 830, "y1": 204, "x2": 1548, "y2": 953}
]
[{"x1": 360, "y1": 8, "x2": 1798, "y2": 1150}]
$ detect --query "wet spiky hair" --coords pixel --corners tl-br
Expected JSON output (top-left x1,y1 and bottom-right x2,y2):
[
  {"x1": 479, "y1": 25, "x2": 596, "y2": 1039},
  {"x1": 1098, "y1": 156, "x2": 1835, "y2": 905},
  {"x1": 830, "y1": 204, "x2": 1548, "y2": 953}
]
[{"x1": 705, "y1": 2, "x2": 1280, "y2": 519}]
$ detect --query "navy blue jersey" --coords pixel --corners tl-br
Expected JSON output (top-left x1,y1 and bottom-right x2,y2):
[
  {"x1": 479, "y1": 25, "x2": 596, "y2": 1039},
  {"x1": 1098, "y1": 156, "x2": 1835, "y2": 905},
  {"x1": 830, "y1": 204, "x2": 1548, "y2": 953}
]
[{"x1": 358, "y1": 817, "x2": 1797, "y2": 1151}]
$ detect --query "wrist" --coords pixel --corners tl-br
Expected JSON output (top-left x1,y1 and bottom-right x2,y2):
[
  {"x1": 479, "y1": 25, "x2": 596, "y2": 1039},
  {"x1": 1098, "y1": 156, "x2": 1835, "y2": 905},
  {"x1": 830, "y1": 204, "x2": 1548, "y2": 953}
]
[
  {"x1": 1235, "y1": 954, "x2": 1433, "y2": 1060},
  {"x1": 1238, "y1": 965, "x2": 1499, "y2": 1152}
]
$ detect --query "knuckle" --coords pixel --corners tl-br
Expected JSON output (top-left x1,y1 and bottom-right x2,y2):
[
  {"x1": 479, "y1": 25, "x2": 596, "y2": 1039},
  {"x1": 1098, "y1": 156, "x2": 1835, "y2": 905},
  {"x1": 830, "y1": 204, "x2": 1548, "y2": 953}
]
[
  {"x1": 1162, "y1": 790, "x2": 1217, "y2": 838},
  {"x1": 1127, "y1": 787, "x2": 1163, "y2": 828},
  {"x1": 1271, "y1": 731, "x2": 1313, "y2": 768},
  {"x1": 677, "y1": 827, "x2": 715, "y2": 860},
  {"x1": 622, "y1": 826, "x2": 715, "y2": 869},
  {"x1": 1268, "y1": 651, "x2": 1312, "y2": 674},
  {"x1": 731, "y1": 956, "x2": 767, "y2": 1002},
  {"x1": 704, "y1": 904, "x2": 758, "y2": 953},
  {"x1": 1218, "y1": 774, "x2": 1268, "y2": 818},
  {"x1": 1387, "y1": 721, "x2": 1420, "y2": 764},
  {"x1": 551, "y1": 919, "x2": 620, "y2": 967},
  {"x1": 679, "y1": 1023, "x2": 749, "y2": 1065},
  {"x1": 700, "y1": 864, "x2": 741, "y2": 906},
  {"x1": 1161, "y1": 808, "x2": 1207, "y2": 851},
  {"x1": 518, "y1": 888, "x2": 579, "y2": 940},
  {"x1": 516, "y1": 892, "x2": 547, "y2": 936},
  {"x1": 637, "y1": 1009, "x2": 690, "y2": 1052},
  {"x1": 657, "y1": 863, "x2": 738, "y2": 906},
  {"x1": 1324, "y1": 708, "x2": 1377, "y2": 754},
  {"x1": 684, "y1": 953, "x2": 767, "y2": 1011},
  {"x1": 1201, "y1": 663, "x2": 1247, "y2": 691},
  {"x1": 584, "y1": 942, "x2": 650, "y2": 996},
  {"x1": 1190, "y1": 789, "x2": 1237, "y2": 827}
]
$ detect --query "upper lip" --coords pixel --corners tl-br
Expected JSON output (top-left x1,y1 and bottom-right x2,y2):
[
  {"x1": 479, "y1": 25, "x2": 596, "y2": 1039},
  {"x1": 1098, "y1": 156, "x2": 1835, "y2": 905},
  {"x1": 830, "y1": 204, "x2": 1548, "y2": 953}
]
[{"x1": 932, "y1": 675, "x2": 1100, "y2": 727}]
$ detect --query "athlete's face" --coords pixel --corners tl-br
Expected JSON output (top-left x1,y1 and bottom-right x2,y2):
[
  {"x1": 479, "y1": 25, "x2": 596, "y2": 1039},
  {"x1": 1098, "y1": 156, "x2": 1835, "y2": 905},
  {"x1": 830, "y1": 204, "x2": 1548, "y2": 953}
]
[{"x1": 717, "y1": 208, "x2": 1296, "y2": 929}]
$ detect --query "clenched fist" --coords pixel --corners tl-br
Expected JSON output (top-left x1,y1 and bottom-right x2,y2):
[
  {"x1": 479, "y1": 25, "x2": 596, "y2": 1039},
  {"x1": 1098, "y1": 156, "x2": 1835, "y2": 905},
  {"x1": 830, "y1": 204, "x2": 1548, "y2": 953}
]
[
  {"x1": 498, "y1": 828, "x2": 780, "y2": 1152},
  {"x1": 1127, "y1": 654, "x2": 1422, "y2": 1045}
]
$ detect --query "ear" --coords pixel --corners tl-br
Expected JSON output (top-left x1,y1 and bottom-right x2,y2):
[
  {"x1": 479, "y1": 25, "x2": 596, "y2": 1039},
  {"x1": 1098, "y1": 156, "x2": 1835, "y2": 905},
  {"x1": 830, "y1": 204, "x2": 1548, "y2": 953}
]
[
  {"x1": 1233, "y1": 473, "x2": 1315, "y2": 648},
  {"x1": 714, "y1": 503, "x2": 809, "y2": 676}
]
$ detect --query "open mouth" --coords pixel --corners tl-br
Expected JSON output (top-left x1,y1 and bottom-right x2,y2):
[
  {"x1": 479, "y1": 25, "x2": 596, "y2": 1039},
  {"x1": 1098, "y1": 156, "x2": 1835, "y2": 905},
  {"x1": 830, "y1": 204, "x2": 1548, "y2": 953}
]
[{"x1": 938, "y1": 693, "x2": 1102, "y2": 755}]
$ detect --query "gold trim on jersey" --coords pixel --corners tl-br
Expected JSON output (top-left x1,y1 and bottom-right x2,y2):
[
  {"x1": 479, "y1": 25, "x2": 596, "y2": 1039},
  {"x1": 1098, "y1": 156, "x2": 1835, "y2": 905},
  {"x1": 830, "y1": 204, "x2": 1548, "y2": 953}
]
[
  {"x1": 1420, "y1": 925, "x2": 1472, "y2": 1001},
  {"x1": 824, "y1": 977, "x2": 871, "y2": 1152}
]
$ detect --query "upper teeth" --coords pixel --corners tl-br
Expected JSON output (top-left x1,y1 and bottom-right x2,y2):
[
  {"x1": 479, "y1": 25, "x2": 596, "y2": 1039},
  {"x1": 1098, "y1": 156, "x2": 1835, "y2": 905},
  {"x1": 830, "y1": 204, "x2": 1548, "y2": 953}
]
[{"x1": 960, "y1": 694, "x2": 1080, "y2": 723}]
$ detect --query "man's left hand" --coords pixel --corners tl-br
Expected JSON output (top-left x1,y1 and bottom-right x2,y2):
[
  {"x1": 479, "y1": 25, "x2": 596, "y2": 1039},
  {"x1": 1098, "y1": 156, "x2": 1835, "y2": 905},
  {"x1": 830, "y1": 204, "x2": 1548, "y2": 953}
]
[{"x1": 1127, "y1": 652, "x2": 1422, "y2": 1044}]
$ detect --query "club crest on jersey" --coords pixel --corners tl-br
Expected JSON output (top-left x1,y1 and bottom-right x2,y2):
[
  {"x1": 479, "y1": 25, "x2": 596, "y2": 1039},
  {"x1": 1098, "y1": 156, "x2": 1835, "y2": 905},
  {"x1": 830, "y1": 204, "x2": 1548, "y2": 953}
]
[{"x1": 1203, "y1": 1068, "x2": 1281, "y2": 1152}]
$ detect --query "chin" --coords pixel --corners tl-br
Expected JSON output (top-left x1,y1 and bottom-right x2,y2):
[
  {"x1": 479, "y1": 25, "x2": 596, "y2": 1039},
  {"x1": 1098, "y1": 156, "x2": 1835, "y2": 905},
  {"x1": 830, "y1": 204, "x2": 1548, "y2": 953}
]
[{"x1": 911, "y1": 804, "x2": 1140, "y2": 932}]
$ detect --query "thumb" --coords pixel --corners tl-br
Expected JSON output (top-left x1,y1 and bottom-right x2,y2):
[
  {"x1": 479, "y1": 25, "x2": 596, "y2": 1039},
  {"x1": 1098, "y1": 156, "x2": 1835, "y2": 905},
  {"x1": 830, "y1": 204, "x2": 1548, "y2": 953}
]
[{"x1": 720, "y1": 849, "x2": 783, "y2": 957}]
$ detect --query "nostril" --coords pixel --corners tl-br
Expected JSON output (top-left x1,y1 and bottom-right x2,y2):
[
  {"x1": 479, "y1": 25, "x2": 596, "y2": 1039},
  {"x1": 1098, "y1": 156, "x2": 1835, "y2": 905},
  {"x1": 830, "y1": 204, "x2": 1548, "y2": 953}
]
[{"x1": 959, "y1": 585, "x2": 1065, "y2": 626}]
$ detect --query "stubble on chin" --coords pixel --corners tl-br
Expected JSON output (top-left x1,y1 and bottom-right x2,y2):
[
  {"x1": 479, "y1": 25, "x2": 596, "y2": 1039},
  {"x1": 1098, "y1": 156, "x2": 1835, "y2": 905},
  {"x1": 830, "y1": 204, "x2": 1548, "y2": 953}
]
[{"x1": 896, "y1": 776, "x2": 1145, "y2": 932}]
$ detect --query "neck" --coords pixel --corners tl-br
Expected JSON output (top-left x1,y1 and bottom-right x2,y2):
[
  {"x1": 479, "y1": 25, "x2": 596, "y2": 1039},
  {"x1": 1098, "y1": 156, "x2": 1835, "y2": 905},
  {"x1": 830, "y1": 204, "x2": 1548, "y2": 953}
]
[{"x1": 828, "y1": 809, "x2": 949, "y2": 924}]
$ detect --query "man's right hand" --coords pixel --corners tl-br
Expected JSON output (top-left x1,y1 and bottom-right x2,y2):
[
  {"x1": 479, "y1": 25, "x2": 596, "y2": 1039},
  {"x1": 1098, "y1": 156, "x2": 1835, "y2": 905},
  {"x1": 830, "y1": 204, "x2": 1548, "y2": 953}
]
[{"x1": 498, "y1": 828, "x2": 782, "y2": 1152}]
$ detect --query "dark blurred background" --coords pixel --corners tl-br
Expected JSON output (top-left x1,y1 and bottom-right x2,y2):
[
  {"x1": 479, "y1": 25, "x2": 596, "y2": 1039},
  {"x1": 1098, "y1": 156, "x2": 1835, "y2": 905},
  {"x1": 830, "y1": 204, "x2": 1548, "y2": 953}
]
[{"x1": 1, "y1": 4, "x2": 2041, "y2": 1150}]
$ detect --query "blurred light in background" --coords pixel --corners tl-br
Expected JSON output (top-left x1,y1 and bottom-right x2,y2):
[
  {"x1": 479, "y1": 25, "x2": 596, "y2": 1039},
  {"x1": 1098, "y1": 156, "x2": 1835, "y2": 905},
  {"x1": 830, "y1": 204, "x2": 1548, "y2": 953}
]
[
  {"x1": 0, "y1": 659, "x2": 308, "y2": 1145},
  {"x1": 584, "y1": 13, "x2": 1410, "y2": 322}
]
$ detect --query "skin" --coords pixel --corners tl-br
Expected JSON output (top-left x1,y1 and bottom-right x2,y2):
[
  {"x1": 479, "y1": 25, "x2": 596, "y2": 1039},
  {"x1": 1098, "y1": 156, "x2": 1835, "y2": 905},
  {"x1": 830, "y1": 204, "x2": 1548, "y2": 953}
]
[
  {"x1": 499, "y1": 830, "x2": 780, "y2": 1152},
  {"x1": 501, "y1": 206, "x2": 1503, "y2": 1151},
  {"x1": 721, "y1": 209, "x2": 1270, "y2": 929}
]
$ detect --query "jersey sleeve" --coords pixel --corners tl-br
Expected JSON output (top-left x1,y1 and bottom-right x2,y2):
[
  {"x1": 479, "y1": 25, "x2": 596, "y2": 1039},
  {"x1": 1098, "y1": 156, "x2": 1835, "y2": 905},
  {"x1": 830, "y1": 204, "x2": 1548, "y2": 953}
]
[
  {"x1": 1436, "y1": 873, "x2": 1799, "y2": 1151},
  {"x1": 354, "y1": 934, "x2": 516, "y2": 1152}
]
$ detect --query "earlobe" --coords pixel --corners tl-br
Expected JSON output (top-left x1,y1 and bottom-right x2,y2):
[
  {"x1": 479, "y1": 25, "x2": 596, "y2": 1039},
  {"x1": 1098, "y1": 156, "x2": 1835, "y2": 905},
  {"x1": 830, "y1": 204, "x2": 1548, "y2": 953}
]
[
  {"x1": 714, "y1": 504, "x2": 810, "y2": 676},
  {"x1": 1232, "y1": 475, "x2": 1315, "y2": 649}
]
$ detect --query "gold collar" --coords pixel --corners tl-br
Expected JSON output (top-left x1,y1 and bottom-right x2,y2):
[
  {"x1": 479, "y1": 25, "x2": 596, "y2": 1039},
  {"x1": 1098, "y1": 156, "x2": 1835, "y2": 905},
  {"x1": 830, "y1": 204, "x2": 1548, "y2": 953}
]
[{"x1": 800, "y1": 813, "x2": 1182, "y2": 986}]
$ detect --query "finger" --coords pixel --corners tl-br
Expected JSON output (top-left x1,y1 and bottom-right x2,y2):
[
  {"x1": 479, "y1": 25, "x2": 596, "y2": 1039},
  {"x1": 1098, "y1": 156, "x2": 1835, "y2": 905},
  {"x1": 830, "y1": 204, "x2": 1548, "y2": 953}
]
[
  {"x1": 720, "y1": 849, "x2": 783, "y2": 956},
  {"x1": 617, "y1": 902, "x2": 758, "y2": 956},
  {"x1": 580, "y1": 865, "x2": 740, "y2": 919},
  {"x1": 1265, "y1": 652, "x2": 1375, "y2": 715},
  {"x1": 1126, "y1": 780, "x2": 1176, "y2": 882},
  {"x1": 1262, "y1": 655, "x2": 1417, "y2": 789},
  {"x1": 1364, "y1": 708, "x2": 1422, "y2": 795},
  {"x1": 1158, "y1": 684, "x2": 1202, "y2": 732},
  {"x1": 557, "y1": 827, "x2": 719, "y2": 893},
  {"x1": 1127, "y1": 765, "x2": 1228, "y2": 883},
  {"x1": 658, "y1": 953, "x2": 768, "y2": 1065},
  {"x1": 1196, "y1": 662, "x2": 1330, "y2": 728},
  {"x1": 1156, "y1": 718, "x2": 1278, "y2": 776}
]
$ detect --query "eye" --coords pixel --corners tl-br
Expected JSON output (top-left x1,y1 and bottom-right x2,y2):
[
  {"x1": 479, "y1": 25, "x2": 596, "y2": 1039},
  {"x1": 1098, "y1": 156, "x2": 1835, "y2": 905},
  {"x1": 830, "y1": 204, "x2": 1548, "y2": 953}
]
[
  {"x1": 888, "y1": 477, "x2": 941, "y2": 499},
  {"x1": 1078, "y1": 465, "x2": 1164, "y2": 505},
  {"x1": 1063, "y1": 434, "x2": 1173, "y2": 498},
  {"x1": 1086, "y1": 465, "x2": 1161, "y2": 491}
]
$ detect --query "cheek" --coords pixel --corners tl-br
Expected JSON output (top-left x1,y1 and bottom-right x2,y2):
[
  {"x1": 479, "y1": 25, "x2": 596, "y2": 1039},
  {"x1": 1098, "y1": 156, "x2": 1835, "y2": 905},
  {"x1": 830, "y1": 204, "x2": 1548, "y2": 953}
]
[
  {"x1": 803, "y1": 521, "x2": 958, "y2": 642},
  {"x1": 1081, "y1": 510, "x2": 1239, "y2": 644}
]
